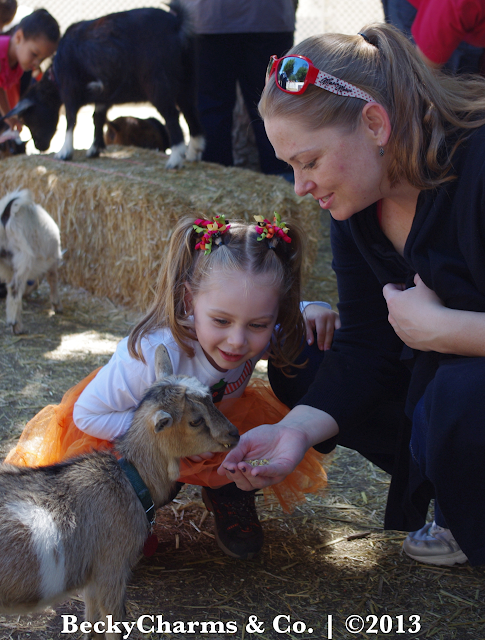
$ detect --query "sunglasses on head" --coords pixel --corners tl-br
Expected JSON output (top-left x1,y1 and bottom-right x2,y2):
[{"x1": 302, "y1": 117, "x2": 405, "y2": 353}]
[{"x1": 266, "y1": 54, "x2": 374, "y2": 103}]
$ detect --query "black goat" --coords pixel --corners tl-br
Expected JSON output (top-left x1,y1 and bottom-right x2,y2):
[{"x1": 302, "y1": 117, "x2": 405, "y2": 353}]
[{"x1": 6, "y1": 3, "x2": 205, "y2": 168}]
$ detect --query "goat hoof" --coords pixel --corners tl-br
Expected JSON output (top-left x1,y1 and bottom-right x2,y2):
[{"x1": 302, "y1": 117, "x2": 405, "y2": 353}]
[
  {"x1": 185, "y1": 149, "x2": 202, "y2": 162},
  {"x1": 54, "y1": 151, "x2": 73, "y2": 161},
  {"x1": 10, "y1": 322, "x2": 25, "y2": 335},
  {"x1": 165, "y1": 157, "x2": 184, "y2": 170},
  {"x1": 52, "y1": 302, "x2": 63, "y2": 314},
  {"x1": 186, "y1": 136, "x2": 205, "y2": 162},
  {"x1": 86, "y1": 146, "x2": 100, "y2": 158}
]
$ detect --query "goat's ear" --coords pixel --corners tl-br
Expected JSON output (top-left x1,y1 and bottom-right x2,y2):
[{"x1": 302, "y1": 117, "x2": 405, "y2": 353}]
[
  {"x1": 153, "y1": 409, "x2": 173, "y2": 432},
  {"x1": 154, "y1": 344, "x2": 173, "y2": 380},
  {"x1": 1, "y1": 98, "x2": 35, "y2": 120}
]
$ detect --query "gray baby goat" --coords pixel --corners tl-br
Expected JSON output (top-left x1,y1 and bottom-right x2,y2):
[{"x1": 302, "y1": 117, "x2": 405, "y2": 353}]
[
  {"x1": 0, "y1": 345, "x2": 239, "y2": 638},
  {"x1": 0, "y1": 188, "x2": 62, "y2": 334}
]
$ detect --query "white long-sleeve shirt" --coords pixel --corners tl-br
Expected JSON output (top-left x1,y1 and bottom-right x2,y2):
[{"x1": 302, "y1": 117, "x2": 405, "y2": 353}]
[{"x1": 73, "y1": 301, "x2": 330, "y2": 441}]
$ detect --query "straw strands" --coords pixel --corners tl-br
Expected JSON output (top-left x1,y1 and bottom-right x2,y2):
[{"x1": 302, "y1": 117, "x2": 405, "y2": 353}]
[{"x1": 0, "y1": 148, "x2": 320, "y2": 312}]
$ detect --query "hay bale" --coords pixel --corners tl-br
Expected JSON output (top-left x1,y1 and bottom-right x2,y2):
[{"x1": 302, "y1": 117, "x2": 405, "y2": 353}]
[{"x1": 0, "y1": 148, "x2": 320, "y2": 312}]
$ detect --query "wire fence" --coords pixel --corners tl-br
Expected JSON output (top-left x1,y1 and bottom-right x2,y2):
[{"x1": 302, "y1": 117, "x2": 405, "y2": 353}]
[
  {"x1": 19, "y1": 0, "x2": 384, "y2": 158},
  {"x1": 29, "y1": 0, "x2": 384, "y2": 40}
]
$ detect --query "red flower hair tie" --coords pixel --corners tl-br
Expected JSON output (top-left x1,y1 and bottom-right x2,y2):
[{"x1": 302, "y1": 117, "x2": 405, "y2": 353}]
[
  {"x1": 254, "y1": 212, "x2": 291, "y2": 247},
  {"x1": 193, "y1": 215, "x2": 230, "y2": 255}
]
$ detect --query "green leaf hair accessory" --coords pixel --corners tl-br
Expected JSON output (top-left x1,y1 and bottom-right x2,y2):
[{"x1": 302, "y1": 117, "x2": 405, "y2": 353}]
[{"x1": 193, "y1": 214, "x2": 230, "y2": 255}]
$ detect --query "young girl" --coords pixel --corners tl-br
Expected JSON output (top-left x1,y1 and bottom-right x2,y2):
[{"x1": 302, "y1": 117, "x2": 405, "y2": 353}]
[
  {"x1": 0, "y1": 8, "x2": 59, "y2": 130},
  {"x1": 6, "y1": 213, "x2": 339, "y2": 560}
]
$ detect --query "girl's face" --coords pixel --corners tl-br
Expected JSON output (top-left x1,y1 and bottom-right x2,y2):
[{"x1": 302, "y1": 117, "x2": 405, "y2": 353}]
[
  {"x1": 186, "y1": 272, "x2": 279, "y2": 373},
  {"x1": 264, "y1": 115, "x2": 388, "y2": 221},
  {"x1": 13, "y1": 31, "x2": 57, "y2": 72}
]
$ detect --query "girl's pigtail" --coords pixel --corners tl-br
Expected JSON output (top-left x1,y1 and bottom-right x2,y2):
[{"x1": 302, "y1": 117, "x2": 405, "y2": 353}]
[
  {"x1": 257, "y1": 215, "x2": 307, "y2": 372},
  {"x1": 128, "y1": 218, "x2": 199, "y2": 362}
]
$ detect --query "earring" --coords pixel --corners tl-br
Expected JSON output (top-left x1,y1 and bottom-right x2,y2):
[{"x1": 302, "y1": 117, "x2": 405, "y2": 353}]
[{"x1": 379, "y1": 147, "x2": 384, "y2": 157}]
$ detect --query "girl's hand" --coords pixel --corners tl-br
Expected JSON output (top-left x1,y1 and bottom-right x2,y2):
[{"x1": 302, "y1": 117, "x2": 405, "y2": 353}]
[
  {"x1": 217, "y1": 423, "x2": 309, "y2": 490},
  {"x1": 303, "y1": 304, "x2": 341, "y2": 351},
  {"x1": 185, "y1": 452, "x2": 215, "y2": 463},
  {"x1": 382, "y1": 274, "x2": 444, "y2": 351},
  {"x1": 5, "y1": 116, "x2": 22, "y2": 132}
]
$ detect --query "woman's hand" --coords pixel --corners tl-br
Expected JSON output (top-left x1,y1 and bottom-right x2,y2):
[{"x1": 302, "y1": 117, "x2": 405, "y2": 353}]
[
  {"x1": 382, "y1": 274, "x2": 444, "y2": 351},
  {"x1": 217, "y1": 405, "x2": 338, "y2": 490},
  {"x1": 303, "y1": 304, "x2": 341, "y2": 351},
  {"x1": 217, "y1": 423, "x2": 310, "y2": 490},
  {"x1": 384, "y1": 274, "x2": 485, "y2": 356}
]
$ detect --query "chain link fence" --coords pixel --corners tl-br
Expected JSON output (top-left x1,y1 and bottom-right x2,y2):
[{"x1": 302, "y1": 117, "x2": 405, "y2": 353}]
[
  {"x1": 32, "y1": 0, "x2": 383, "y2": 40},
  {"x1": 22, "y1": 0, "x2": 384, "y2": 158}
]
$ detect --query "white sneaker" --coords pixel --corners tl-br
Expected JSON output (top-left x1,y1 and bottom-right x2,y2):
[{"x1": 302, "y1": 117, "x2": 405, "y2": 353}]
[{"x1": 402, "y1": 521, "x2": 468, "y2": 566}]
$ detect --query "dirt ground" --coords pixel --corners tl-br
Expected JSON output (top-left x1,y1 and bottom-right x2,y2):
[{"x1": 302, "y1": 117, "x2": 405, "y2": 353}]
[{"x1": 0, "y1": 212, "x2": 484, "y2": 640}]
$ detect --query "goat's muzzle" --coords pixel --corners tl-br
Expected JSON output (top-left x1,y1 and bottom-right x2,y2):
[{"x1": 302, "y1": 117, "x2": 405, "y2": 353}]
[{"x1": 219, "y1": 429, "x2": 240, "y2": 450}]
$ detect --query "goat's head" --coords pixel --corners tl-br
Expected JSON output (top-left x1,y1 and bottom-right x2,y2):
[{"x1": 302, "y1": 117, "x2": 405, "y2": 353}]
[
  {"x1": 129, "y1": 345, "x2": 240, "y2": 459},
  {"x1": 5, "y1": 71, "x2": 62, "y2": 151}
]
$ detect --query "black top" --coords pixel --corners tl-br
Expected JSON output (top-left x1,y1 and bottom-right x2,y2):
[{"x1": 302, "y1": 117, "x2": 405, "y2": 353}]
[
  {"x1": 298, "y1": 125, "x2": 485, "y2": 565},
  {"x1": 300, "y1": 125, "x2": 485, "y2": 425}
]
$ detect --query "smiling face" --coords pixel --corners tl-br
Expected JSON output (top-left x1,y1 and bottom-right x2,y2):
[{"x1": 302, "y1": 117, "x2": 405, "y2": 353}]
[
  {"x1": 13, "y1": 31, "x2": 57, "y2": 72},
  {"x1": 264, "y1": 114, "x2": 388, "y2": 221},
  {"x1": 186, "y1": 272, "x2": 279, "y2": 372}
]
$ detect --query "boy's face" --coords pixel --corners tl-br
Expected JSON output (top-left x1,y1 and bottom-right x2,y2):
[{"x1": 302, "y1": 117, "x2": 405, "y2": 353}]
[{"x1": 13, "y1": 30, "x2": 57, "y2": 71}]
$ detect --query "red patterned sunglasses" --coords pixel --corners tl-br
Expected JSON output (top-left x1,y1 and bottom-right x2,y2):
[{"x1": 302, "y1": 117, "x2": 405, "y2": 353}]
[{"x1": 266, "y1": 54, "x2": 374, "y2": 102}]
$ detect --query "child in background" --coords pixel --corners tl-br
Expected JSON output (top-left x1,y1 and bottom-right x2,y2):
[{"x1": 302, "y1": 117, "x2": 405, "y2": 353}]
[
  {"x1": 6, "y1": 214, "x2": 339, "y2": 560},
  {"x1": 0, "y1": 8, "x2": 59, "y2": 129}
]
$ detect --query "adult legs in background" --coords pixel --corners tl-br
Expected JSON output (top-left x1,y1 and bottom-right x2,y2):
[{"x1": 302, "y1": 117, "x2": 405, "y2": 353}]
[
  {"x1": 197, "y1": 34, "x2": 236, "y2": 166},
  {"x1": 238, "y1": 32, "x2": 294, "y2": 175},
  {"x1": 196, "y1": 32, "x2": 293, "y2": 174}
]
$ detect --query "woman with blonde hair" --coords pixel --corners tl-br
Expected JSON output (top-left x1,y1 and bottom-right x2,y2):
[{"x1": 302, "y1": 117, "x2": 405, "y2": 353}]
[{"x1": 220, "y1": 24, "x2": 485, "y2": 567}]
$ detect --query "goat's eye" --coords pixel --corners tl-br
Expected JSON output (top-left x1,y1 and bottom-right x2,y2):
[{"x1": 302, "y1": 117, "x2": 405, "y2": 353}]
[{"x1": 189, "y1": 417, "x2": 205, "y2": 428}]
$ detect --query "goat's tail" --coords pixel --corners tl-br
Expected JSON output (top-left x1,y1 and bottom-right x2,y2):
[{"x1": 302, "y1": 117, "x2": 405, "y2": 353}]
[{"x1": 167, "y1": 0, "x2": 194, "y2": 43}]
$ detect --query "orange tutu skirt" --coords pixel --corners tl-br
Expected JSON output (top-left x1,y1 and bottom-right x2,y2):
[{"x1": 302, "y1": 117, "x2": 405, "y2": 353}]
[{"x1": 5, "y1": 371, "x2": 328, "y2": 513}]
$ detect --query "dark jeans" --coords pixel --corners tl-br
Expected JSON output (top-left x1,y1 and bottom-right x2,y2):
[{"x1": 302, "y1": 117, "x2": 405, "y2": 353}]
[
  {"x1": 196, "y1": 32, "x2": 294, "y2": 175},
  {"x1": 382, "y1": 0, "x2": 483, "y2": 74},
  {"x1": 411, "y1": 395, "x2": 447, "y2": 528}
]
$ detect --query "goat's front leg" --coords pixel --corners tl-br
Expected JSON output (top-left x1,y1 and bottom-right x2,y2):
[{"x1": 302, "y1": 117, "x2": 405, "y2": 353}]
[
  {"x1": 46, "y1": 264, "x2": 62, "y2": 313},
  {"x1": 87, "y1": 104, "x2": 109, "y2": 158},
  {"x1": 177, "y1": 89, "x2": 205, "y2": 162},
  {"x1": 98, "y1": 595, "x2": 125, "y2": 640},
  {"x1": 0, "y1": 260, "x2": 13, "y2": 285},
  {"x1": 6, "y1": 274, "x2": 27, "y2": 334},
  {"x1": 151, "y1": 98, "x2": 186, "y2": 169},
  {"x1": 55, "y1": 104, "x2": 77, "y2": 160}
]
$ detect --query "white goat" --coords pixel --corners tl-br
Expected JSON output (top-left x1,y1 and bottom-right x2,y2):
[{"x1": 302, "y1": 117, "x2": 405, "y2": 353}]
[
  {"x1": 0, "y1": 345, "x2": 239, "y2": 638},
  {"x1": 0, "y1": 189, "x2": 62, "y2": 334}
]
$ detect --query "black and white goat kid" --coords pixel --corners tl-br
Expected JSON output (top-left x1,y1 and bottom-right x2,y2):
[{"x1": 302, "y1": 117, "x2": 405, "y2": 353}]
[
  {"x1": 0, "y1": 345, "x2": 239, "y2": 638},
  {"x1": 6, "y1": 2, "x2": 204, "y2": 169}
]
